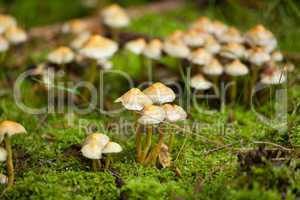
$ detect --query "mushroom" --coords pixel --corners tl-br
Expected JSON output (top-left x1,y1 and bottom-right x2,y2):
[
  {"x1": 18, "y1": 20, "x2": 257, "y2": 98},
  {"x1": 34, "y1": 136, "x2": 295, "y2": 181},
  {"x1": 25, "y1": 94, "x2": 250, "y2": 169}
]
[
  {"x1": 143, "y1": 82, "x2": 176, "y2": 104},
  {"x1": 188, "y1": 48, "x2": 212, "y2": 67},
  {"x1": 204, "y1": 35, "x2": 221, "y2": 55},
  {"x1": 260, "y1": 65, "x2": 286, "y2": 85},
  {"x1": 62, "y1": 19, "x2": 87, "y2": 35},
  {"x1": 183, "y1": 29, "x2": 208, "y2": 48},
  {"x1": 0, "y1": 120, "x2": 26, "y2": 188},
  {"x1": 190, "y1": 73, "x2": 213, "y2": 91},
  {"x1": 101, "y1": 4, "x2": 130, "y2": 41},
  {"x1": 0, "y1": 15, "x2": 17, "y2": 34},
  {"x1": 217, "y1": 27, "x2": 243, "y2": 44},
  {"x1": 220, "y1": 43, "x2": 247, "y2": 60},
  {"x1": 190, "y1": 17, "x2": 214, "y2": 33},
  {"x1": 125, "y1": 38, "x2": 146, "y2": 55},
  {"x1": 210, "y1": 20, "x2": 228, "y2": 38},
  {"x1": 102, "y1": 141, "x2": 122, "y2": 169},
  {"x1": 138, "y1": 105, "x2": 166, "y2": 125},
  {"x1": 47, "y1": 46, "x2": 75, "y2": 66},
  {"x1": 0, "y1": 174, "x2": 8, "y2": 185},
  {"x1": 271, "y1": 51, "x2": 284, "y2": 63},
  {"x1": 70, "y1": 32, "x2": 91, "y2": 50},
  {"x1": 4, "y1": 26, "x2": 27, "y2": 45},
  {"x1": 0, "y1": 147, "x2": 7, "y2": 162},
  {"x1": 202, "y1": 58, "x2": 223, "y2": 94},
  {"x1": 224, "y1": 60, "x2": 249, "y2": 104}
]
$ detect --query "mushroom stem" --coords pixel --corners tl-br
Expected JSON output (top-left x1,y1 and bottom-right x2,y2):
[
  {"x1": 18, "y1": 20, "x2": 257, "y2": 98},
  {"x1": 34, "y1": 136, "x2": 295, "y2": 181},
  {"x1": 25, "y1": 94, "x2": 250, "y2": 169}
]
[
  {"x1": 4, "y1": 136, "x2": 14, "y2": 188},
  {"x1": 212, "y1": 76, "x2": 219, "y2": 96},
  {"x1": 249, "y1": 65, "x2": 258, "y2": 104},
  {"x1": 141, "y1": 126, "x2": 153, "y2": 162},
  {"x1": 135, "y1": 124, "x2": 142, "y2": 163},
  {"x1": 92, "y1": 160, "x2": 99, "y2": 171},
  {"x1": 83, "y1": 59, "x2": 98, "y2": 100},
  {"x1": 105, "y1": 155, "x2": 111, "y2": 170},
  {"x1": 145, "y1": 127, "x2": 164, "y2": 165},
  {"x1": 230, "y1": 76, "x2": 237, "y2": 105},
  {"x1": 111, "y1": 28, "x2": 119, "y2": 43}
]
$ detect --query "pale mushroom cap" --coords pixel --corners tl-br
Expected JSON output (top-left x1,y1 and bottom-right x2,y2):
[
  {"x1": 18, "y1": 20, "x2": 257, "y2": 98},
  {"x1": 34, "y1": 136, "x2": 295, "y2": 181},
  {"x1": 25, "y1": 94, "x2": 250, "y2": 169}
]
[
  {"x1": 163, "y1": 38, "x2": 190, "y2": 59},
  {"x1": 143, "y1": 82, "x2": 176, "y2": 104},
  {"x1": 47, "y1": 46, "x2": 75, "y2": 65},
  {"x1": 0, "y1": 120, "x2": 26, "y2": 139},
  {"x1": 101, "y1": 4, "x2": 124, "y2": 18},
  {"x1": 189, "y1": 48, "x2": 212, "y2": 66},
  {"x1": 125, "y1": 38, "x2": 146, "y2": 55},
  {"x1": 183, "y1": 29, "x2": 208, "y2": 47},
  {"x1": 190, "y1": 74, "x2": 212, "y2": 90},
  {"x1": 103, "y1": 11, "x2": 130, "y2": 28},
  {"x1": 271, "y1": 51, "x2": 284, "y2": 62},
  {"x1": 0, "y1": 15, "x2": 17, "y2": 34},
  {"x1": 81, "y1": 142, "x2": 102, "y2": 159},
  {"x1": 202, "y1": 58, "x2": 223, "y2": 76},
  {"x1": 143, "y1": 39, "x2": 162, "y2": 60},
  {"x1": 80, "y1": 35, "x2": 118, "y2": 60},
  {"x1": 217, "y1": 27, "x2": 243, "y2": 44},
  {"x1": 0, "y1": 36, "x2": 9, "y2": 52},
  {"x1": 248, "y1": 47, "x2": 271, "y2": 66},
  {"x1": 244, "y1": 25, "x2": 276, "y2": 47},
  {"x1": 224, "y1": 60, "x2": 249, "y2": 76},
  {"x1": 190, "y1": 17, "x2": 214, "y2": 33},
  {"x1": 260, "y1": 66, "x2": 286, "y2": 85},
  {"x1": 138, "y1": 105, "x2": 166, "y2": 125},
  {"x1": 162, "y1": 104, "x2": 187, "y2": 122},
  {"x1": 70, "y1": 32, "x2": 91, "y2": 50},
  {"x1": 211, "y1": 20, "x2": 228, "y2": 37},
  {"x1": 83, "y1": 133, "x2": 110, "y2": 148},
  {"x1": 5, "y1": 26, "x2": 27, "y2": 44},
  {"x1": 62, "y1": 19, "x2": 87, "y2": 34},
  {"x1": 0, "y1": 147, "x2": 7, "y2": 162},
  {"x1": 220, "y1": 43, "x2": 246, "y2": 59},
  {"x1": 204, "y1": 36, "x2": 221, "y2": 54},
  {"x1": 102, "y1": 142, "x2": 122, "y2": 154},
  {"x1": 115, "y1": 88, "x2": 153, "y2": 111}
]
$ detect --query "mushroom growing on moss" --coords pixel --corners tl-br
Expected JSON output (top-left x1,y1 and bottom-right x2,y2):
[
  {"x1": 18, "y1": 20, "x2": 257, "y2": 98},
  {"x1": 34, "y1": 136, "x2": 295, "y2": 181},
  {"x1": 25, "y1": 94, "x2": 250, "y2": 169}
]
[
  {"x1": 0, "y1": 120, "x2": 26, "y2": 188},
  {"x1": 47, "y1": 46, "x2": 75, "y2": 66},
  {"x1": 0, "y1": 14, "x2": 17, "y2": 34}
]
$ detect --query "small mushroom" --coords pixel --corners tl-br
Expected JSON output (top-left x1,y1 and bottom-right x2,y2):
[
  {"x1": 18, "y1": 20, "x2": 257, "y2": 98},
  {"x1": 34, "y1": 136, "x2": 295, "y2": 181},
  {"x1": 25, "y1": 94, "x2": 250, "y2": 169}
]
[
  {"x1": 143, "y1": 82, "x2": 176, "y2": 104},
  {"x1": 0, "y1": 147, "x2": 7, "y2": 162},
  {"x1": 0, "y1": 174, "x2": 8, "y2": 185},
  {"x1": 102, "y1": 141, "x2": 122, "y2": 169},
  {"x1": 125, "y1": 38, "x2": 146, "y2": 55},
  {"x1": 204, "y1": 36, "x2": 221, "y2": 55},
  {"x1": 260, "y1": 65, "x2": 286, "y2": 85},
  {"x1": 220, "y1": 43, "x2": 246, "y2": 60},
  {"x1": 0, "y1": 14, "x2": 17, "y2": 34},
  {"x1": 210, "y1": 20, "x2": 228, "y2": 38},
  {"x1": 0, "y1": 36, "x2": 9, "y2": 53},
  {"x1": 190, "y1": 74, "x2": 213, "y2": 91},
  {"x1": 183, "y1": 29, "x2": 208, "y2": 48},
  {"x1": 138, "y1": 105, "x2": 166, "y2": 125},
  {"x1": 47, "y1": 46, "x2": 75, "y2": 66},
  {"x1": 62, "y1": 19, "x2": 87, "y2": 35},
  {"x1": 217, "y1": 27, "x2": 243, "y2": 44},
  {"x1": 271, "y1": 51, "x2": 284, "y2": 63},
  {"x1": 190, "y1": 17, "x2": 214, "y2": 33},
  {"x1": 70, "y1": 32, "x2": 91, "y2": 50},
  {"x1": 163, "y1": 32, "x2": 190, "y2": 60},
  {"x1": 0, "y1": 120, "x2": 26, "y2": 188},
  {"x1": 189, "y1": 48, "x2": 212, "y2": 66},
  {"x1": 4, "y1": 26, "x2": 27, "y2": 45},
  {"x1": 202, "y1": 58, "x2": 223, "y2": 95}
]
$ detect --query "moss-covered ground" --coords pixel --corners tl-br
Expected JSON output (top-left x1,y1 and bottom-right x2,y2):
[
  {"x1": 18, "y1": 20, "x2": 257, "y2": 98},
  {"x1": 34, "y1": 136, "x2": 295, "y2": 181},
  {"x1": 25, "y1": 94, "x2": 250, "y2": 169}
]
[{"x1": 0, "y1": 1, "x2": 300, "y2": 199}]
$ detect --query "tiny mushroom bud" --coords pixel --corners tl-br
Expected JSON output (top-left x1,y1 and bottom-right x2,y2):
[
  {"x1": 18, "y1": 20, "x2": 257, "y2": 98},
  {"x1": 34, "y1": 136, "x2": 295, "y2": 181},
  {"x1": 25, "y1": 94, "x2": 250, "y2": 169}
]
[
  {"x1": 0, "y1": 174, "x2": 8, "y2": 185},
  {"x1": 115, "y1": 88, "x2": 153, "y2": 111},
  {"x1": 79, "y1": 35, "x2": 118, "y2": 60},
  {"x1": 62, "y1": 19, "x2": 87, "y2": 35},
  {"x1": 162, "y1": 104, "x2": 187, "y2": 122},
  {"x1": 143, "y1": 39, "x2": 163, "y2": 60},
  {"x1": 248, "y1": 47, "x2": 271, "y2": 66},
  {"x1": 217, "y1": 27, "x2": 243, "y2": 44},
  {"x1": 47, "y1": 46, "x2": 75, "y2": 65},
  {"x1": 220, "y1": 43, "x2": 246, "y2": 59},
  {"x1": 190, "y1": 74, "x2": 213, "y2": 90},
  {"x1": 0, "y1": 14, "x2": 17, "y2": 34},
  {"x1": 189, "y1": 48, "x2": 212, "y2": 66},
  {"x1": 224, "y1": 59, "x2": 249, "y2": 77},
  {"x1": 0, "y1": 36, "x2": 9, "y2": 52},
  {"x1": 125, "y1": 38, "x2": 146, "y2": 55},
  {"x1": 5, "y1": 26, "x2": 27, "y2": 45},
  {"x1": 0, "y1": 147, "x2": 7, "y2": 162},
  {"x1": 138, "y1": 105, "x2": 166, "y2": 125},
  {"x1": 143, "y1": 82, "x2": 176, "y2": 104}
]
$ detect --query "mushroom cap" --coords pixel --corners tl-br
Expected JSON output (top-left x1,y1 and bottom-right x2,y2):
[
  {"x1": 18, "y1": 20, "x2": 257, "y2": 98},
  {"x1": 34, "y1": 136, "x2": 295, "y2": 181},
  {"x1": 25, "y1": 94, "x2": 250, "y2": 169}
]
[
  {"x1": 103, "y1": 11, "x2": 130, "y2": 28},
  {"x1": 0, "y1": 15, "x2": 17, "y2": 34},
  {"x1": 101, "y1": 4, "x2": 124, "y2": 18},
  {"x1": 210, "y1": 20, "x2": 228, "y2": 37},
  {"x1": 115, "y1": 88, "x2": 153, "y2": 111},
  {"x1": 244, "y1": 24, "x2": 276, "y2": 47},
  {"x1": 0, "y1": 147, "x2": 7, "y2": 162},
  {"x1": 248, "y1": 47, "x2": 271, "y2": 66},
  {"x1": 260, "y1": 66, "x2": 286, "y2": 85},
  {"x1": 70, "y1": 32, "x2": 91, "y2": 50},
  {"x1": 224, "y1": 60, "x2": 249, "y2": 76},
  {"x1": 47, "y1": 46, "x2": 75, "y2": 65},
  {"x1": 143, "y1": 82, "x2": 176, "y2": 104},
  {"x1": 0, "y1": 36, "x2": 9, "y2": 52},
  {"x1": 162, "y1": 104, "x2": 187, "y2": 122},
  {"x1": 0, "y1": 120, "x2": 26, "y2": 140},
  {"x1": 143, "y1": 39, "x2": 162, "y2": 60},
  {"x1": 190, "y1": 74, "x2": 212, "y2": 90},
  {"x1": 83, "y1": 133, "x2": 110, "y2": 148},
  {"x1": 81, "y1": 142, "x2": 102, "y2": 159},
  {"x1": 163, "y1": 37, "x2": 190, "y2": 59},
  {"x1": 202, "y1": 58, "x2": 223, "y2": 76},
  {"x1": 62, "y1": 19, "x2": 87, "y2": 34},
  {"x1": 125, "y1": 38, "x2": 146, "y2": 55},
  {"x1": 220, "y1": 43, "x2": 246, "y2": 59},
  {"x1": 79, "y1": 35, "x2": 118, "y2": 60},
  {"x1": 190, "y1": 17, "x2": 213, "y2": 33},
  {"x1": 138, "y1": 105, "x2": 166, "y2": 125},
  {"x1": 204, "y1": 36, "x2": 221, "y2": 54},
  {"x1": 217, "y1": 27, "x2": 243, "y2": 44},
  {"x1": 183, "y1": 29, "x2": 208, "y2": 47},
  {"x1": 5, "y1": 26, "x2": 27, "y2": 45},
  {"x1": 271, "y1": 51, "x2": 284, "y2": 62},
  {"x1": 189, "y1": 48, "x2": 212, "y2": 66},
  {"x1": 102, "y1": 142, "x2": 122, "y2": 154}
]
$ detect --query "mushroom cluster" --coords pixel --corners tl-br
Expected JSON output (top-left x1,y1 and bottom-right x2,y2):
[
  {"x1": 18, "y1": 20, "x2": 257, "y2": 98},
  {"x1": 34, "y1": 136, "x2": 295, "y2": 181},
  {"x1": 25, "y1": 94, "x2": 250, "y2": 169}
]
[
  {"x1": 0, "y1": 14, "x2": 27, "y2": 60},
  {"x1": 81, "y1": 133, "x2": 122, "y2": 171},
  {"x1": 0, "y1": 120, "x2": 26, "y2": 188},
  {"x1": 115, "y1": 82, "x2": 187, "y2": 166}
]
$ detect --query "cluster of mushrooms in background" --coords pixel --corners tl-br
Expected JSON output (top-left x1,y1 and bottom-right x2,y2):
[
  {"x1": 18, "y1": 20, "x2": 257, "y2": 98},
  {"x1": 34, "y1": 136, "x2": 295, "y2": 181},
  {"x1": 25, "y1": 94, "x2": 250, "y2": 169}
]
[{"x1": 0, "y1": 3, "x2": 296, "y2": 189}]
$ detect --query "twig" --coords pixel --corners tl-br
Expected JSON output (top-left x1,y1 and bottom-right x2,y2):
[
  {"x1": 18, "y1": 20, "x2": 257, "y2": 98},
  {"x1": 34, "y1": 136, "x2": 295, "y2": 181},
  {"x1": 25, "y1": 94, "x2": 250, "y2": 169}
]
[{"x1": 252, "y1": 140, "x2": 293, "y2": 152}]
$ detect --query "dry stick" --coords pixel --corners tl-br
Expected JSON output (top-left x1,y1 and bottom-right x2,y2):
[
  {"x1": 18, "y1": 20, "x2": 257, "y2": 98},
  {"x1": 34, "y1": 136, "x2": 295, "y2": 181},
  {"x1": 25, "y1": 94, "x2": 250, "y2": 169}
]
[
  {"x1": 5, "y1": 136, "x2": 14, "y2": 188},
  {"x1": 141, "y1": 126, "x2": 153, "y2": 163},
  {"x1": 252, "y1": 141, "x2": 293, "y2": 152}
]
